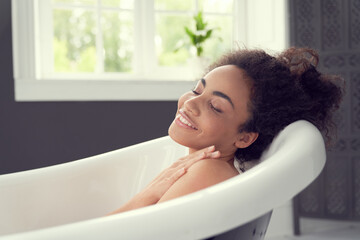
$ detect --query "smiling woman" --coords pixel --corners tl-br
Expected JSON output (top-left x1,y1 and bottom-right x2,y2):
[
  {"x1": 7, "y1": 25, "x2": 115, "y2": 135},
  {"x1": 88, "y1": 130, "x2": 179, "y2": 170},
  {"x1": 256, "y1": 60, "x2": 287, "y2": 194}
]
[
  {"x1": 169, "y1": 66, "x2": 257, "y2": 157},
  {"x1": 108, "y1": 47, "x2": 344, "y2": 215}
]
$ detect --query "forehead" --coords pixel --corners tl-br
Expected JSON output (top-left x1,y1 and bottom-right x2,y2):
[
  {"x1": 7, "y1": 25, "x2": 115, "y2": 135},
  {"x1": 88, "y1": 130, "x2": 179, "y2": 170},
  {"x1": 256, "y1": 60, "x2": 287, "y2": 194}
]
[
  {"x1": 203, "y1": 65, "x2": 251, "y2": 109},
  {"x1": 204, "y1": 65, "x2": 250, "y2": 96},
  {"x1": 204, "y1": 65, "x2": 250, "y2": 86}
]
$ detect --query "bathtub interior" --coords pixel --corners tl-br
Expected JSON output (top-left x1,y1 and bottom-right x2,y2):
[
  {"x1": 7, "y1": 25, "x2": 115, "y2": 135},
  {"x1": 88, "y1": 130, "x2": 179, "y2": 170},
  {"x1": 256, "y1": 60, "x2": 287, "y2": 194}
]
[
  {"x1": 0, "y1": 120, "x2": 326, "y2": 239},
  {"x1": 0, "y1": 137, "x2": 187, "y2": 236}
]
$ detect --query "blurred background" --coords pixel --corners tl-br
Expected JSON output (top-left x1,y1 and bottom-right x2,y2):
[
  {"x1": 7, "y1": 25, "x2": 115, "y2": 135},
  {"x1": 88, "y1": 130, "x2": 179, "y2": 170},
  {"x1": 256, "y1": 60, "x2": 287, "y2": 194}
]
[
  {"x1": 3, "y1": 0, "x2": 288, "y2": 174},
  {"x1": 1, "y1": 0, "x2": 360, "y2": 239}
]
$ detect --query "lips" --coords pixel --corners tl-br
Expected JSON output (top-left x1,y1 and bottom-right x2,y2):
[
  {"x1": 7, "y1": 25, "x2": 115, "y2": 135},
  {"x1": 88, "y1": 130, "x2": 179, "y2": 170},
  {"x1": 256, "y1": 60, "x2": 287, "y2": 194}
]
[{"x1": 177, "y1": 109, "x2": 198, "y2": 130}]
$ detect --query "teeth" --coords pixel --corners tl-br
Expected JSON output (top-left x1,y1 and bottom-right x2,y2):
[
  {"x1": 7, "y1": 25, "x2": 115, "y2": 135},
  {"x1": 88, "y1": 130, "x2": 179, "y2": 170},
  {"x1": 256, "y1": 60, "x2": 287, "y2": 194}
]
[{"x1": 179, "y1": 116, "x2": 196, "y2": 129}]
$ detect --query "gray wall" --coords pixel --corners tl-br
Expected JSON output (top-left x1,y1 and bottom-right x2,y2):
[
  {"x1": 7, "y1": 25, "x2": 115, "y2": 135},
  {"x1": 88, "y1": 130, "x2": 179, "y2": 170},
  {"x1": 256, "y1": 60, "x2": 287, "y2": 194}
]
[{"x1": 0, "y1": 0, "x2": 177, "y2": 174}]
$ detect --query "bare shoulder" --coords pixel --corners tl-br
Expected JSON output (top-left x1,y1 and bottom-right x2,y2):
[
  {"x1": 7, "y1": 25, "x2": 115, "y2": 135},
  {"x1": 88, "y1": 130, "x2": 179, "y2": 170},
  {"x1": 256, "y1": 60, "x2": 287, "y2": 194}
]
[
  {"x1": 187, "y1": 159, "x2": 239, "y2": 183},
  {"x1": 157, "y1": 159, "x2": 238, "y2": 203}
]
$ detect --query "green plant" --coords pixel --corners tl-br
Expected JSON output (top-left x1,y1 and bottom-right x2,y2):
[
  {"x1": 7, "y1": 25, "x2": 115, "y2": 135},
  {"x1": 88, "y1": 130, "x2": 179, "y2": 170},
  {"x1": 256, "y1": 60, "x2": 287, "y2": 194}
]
[{"x1": 175, "y1": 11, "x2": 221, "y2": 57}]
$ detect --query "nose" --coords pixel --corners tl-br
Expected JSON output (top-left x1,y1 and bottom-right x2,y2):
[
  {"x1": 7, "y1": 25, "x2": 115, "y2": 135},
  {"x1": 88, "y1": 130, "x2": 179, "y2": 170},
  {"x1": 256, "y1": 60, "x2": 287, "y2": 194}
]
[{"x1": 184, "y1": 96, "x2": 200, "y2": 116}]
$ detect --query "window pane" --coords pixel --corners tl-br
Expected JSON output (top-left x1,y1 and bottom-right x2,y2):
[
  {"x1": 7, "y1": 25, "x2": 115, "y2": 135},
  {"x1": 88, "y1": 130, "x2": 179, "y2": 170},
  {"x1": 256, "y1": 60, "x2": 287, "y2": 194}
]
[
  {"x1": 202, "y1": 15, "x2": 233, "y2": 60},
  {"x1": 52, "y1": 0, "x2": 96, "y2": 5},
  {"x1": 101, "y1": 0, "x2": 134, "y2": 9},
  {"x1": 155, "y1": 15, "x2": 192, "y2": 66},
  {"x1": 53, "y1": 9, "x2": 97, "y2": 72},
  {"x1": 199, "y1": 0, "x2": 233, "y2": 13},
  {"x1": 155, "y1": 0, "x2": 194, "y2": 11},
  {"x1": 102, "y1": 11, "x2": 134, "y2": 72}
]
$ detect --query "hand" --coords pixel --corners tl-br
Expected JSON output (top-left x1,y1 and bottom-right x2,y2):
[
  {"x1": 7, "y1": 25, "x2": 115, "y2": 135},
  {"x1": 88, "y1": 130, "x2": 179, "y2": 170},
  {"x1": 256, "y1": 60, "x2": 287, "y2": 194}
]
[
  {"x1": 144, "y1": 145, "x2": 221, "y2": 202},
  {"x1": 107, "y1": 146, "x2": 220, "y2": 215}
]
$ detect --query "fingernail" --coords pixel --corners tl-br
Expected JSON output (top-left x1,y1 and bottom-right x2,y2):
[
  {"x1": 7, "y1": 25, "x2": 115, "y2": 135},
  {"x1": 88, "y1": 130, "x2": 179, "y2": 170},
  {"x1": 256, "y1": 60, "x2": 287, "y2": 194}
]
[
  {"x1": 210, "y1": 151, "x2": 220, "y2": 157},
  {"x1": 208, "y1": 145, "x2": 215, "y2": 151}
]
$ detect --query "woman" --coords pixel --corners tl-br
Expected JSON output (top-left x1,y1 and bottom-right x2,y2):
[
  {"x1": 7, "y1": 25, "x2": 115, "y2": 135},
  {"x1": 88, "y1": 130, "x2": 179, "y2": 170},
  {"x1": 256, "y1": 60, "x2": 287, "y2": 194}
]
[{"x1": 108, "y1": 47, "x2": 344, "y2": 215}]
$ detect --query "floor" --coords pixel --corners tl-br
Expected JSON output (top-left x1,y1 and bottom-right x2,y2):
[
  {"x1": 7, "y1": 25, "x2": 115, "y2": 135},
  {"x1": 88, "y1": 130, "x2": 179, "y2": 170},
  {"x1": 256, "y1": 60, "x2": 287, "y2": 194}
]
[
  {"x1": 265, "y1": 218, "x2": 360, "y2": 240},
  {"x1": 265, "y1": 227, "x2": 360, "y2": 240}
]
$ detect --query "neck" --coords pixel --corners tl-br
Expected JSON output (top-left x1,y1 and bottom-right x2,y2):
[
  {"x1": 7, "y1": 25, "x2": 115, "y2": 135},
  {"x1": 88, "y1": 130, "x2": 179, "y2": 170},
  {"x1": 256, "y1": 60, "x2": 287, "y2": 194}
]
[{"x1": 189, "y1": 148, "x2": 236, "y2": 164}]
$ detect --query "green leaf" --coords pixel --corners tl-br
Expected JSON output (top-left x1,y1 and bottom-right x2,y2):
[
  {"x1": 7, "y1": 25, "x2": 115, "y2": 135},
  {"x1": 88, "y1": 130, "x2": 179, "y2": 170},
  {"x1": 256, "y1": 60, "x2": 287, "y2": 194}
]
[
  {"x1": 197, "y1": 46, "x2": 203, "y2": 56},
  {"x1": 184, "y1": 26, "x2": 196, "y2": 45},
  {"x1": 194, "y1": 11, "x2": 206, "y2": 30},
  {"x1": 180, "y1": 10, "x2": 222, "y2": 57},
  {"x1": 205, "y1": 29, "x2": 213, "y2": 39}
]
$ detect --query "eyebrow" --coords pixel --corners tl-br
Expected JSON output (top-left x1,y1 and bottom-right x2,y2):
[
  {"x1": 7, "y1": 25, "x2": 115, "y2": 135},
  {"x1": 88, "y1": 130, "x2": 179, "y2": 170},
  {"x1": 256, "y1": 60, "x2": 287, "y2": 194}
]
[
  {"x1": 201, "y1": 78, "x2": 206, "y2": 87},
  {"x1": 201, "y1": 78, "x2": 234, "y2": 109}
]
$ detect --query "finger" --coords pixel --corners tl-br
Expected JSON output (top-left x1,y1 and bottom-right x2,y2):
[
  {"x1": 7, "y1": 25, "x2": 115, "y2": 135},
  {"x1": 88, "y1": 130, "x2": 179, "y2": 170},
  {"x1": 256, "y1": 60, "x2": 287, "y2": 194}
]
[
  {"x1": 203, "y1": 145, "x2": 216, "y2": 153},
  {"x1": 191, "y1": 149, "x2": 220, "y2": 161},
  {"x1": 170, "y1": 167, "x2": 186, "y2": 182},
  {"x1": 170, "y1": 145, "x2": 217, "y2": 171},
  {"x1": 158, "y1": 167, "x2": 185, "y2": 186},
  {"x1": 194, "y1": 145, "x2": 216, "y2": 154},
  {"x1": 194, "y1": 150, "x2": 220, "y2": 160},
  {"x1": 204, "y1": 151, "x2": 221, "y2": 159},
  {"x1": 155, "y1": 162, "x2": 185, "y2": 182},
  {"x1": 181, "y1": 145, "x2": 215, "y2": 162},
  {"x1": 183, "y1": 151, "x2": 221, "y2": 170},
  {"x1": 185, "y1": 146, "x2": 215, "y2": 161}
]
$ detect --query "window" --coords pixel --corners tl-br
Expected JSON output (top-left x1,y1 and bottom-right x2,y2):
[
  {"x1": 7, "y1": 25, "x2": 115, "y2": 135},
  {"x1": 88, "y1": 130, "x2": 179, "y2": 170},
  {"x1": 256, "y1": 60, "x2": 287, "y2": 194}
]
[{"x1": 12, "y1": 0, "x2": 288, "y2": 101}]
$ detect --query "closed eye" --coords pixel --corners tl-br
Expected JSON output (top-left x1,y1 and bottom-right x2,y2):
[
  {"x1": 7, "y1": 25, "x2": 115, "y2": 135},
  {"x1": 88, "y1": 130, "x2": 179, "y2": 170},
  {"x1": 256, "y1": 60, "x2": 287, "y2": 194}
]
[
  {"x1": 210, "y1": 103, "x2": 222, "y2": 113},
  {"x1": 192, "y1": 89, "x2": 200, "y2": 95}
]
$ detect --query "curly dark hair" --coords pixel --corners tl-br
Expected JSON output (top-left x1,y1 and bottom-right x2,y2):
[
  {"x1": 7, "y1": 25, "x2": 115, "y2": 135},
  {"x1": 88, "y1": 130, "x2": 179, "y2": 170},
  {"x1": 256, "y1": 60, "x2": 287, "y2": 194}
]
[{"x1": 207, "y1": 47, "x2": 345, "y2": 161}]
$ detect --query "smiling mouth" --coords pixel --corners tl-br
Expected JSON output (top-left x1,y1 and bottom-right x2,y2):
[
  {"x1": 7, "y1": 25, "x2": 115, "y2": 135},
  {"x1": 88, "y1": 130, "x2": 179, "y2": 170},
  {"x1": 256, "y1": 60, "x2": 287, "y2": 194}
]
[{"x1": 176, "y1": 110, "x2": 198, "y2": 130}]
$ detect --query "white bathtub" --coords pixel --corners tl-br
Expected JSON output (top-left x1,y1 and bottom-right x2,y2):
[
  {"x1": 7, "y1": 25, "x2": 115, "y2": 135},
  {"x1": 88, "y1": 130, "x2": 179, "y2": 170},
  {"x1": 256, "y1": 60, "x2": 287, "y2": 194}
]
[{"x1": 0, "y1": 120, "x2": 326, "y2": 240}]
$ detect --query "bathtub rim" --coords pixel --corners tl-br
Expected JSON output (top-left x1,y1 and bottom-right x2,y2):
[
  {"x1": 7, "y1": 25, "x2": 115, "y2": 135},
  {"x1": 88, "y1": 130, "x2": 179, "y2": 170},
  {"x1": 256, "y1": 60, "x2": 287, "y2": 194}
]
[{"x1": 0, "y1": 120, "x2": 326, "y2": 240}]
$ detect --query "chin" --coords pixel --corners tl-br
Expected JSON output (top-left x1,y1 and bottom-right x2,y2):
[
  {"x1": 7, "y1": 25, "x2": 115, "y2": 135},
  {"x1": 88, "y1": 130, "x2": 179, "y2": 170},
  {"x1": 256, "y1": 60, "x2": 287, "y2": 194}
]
[
  {"x1": 169, "y1": 133, "x2": 191, "y2": 147},
  {"x1": 168, "y1": 122, "x2": 194, "y2": 148}
]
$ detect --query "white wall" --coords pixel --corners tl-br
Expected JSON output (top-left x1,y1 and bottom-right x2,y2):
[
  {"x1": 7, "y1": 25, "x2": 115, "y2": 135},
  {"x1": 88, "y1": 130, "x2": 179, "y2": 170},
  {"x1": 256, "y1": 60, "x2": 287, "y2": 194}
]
[{"x1": 237, "y1": 0, "x2": 288, "y2": 53}]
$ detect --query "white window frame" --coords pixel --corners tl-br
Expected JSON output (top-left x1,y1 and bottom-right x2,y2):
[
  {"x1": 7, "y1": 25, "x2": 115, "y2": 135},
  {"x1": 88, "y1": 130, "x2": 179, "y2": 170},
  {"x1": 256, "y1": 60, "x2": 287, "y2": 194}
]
[{"x1": 12, "y1": 0, "x2": 288, "y2": 101}]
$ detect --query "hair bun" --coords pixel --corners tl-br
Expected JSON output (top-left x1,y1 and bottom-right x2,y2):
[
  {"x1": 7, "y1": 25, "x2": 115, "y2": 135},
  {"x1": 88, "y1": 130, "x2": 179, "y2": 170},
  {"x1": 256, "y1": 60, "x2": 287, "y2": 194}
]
[
  {"x1": 278, "y1": 47, "x2": 344, "y2": 140},
  {"x1": 278, "y1": 47, "x2": 319, "y2": 76},
  {"x1": 278, "y1": 47, "x2": 340, "y2": 103}
]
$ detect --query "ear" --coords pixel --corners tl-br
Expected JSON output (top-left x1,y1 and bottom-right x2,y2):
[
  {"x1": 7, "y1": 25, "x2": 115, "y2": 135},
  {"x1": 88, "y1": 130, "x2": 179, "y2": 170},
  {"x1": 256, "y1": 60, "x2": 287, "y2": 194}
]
[{"x1": 234, "y1": 132, "x2": 259, "y2": 149}]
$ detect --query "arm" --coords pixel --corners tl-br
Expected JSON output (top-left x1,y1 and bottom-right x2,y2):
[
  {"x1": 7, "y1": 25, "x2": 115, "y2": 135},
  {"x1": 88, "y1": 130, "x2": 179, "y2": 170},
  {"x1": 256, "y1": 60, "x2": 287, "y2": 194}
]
[
  {"x1": 106, "y1": 167, "x2": 185, "y2": 215},
  {"x1": 107, "y1": 146, "x2": 221, "y2": 215}
]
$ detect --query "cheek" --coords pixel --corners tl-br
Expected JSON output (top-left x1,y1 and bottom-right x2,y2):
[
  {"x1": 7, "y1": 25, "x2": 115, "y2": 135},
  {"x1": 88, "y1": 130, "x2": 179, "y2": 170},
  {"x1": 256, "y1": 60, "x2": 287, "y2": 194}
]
[
  {"x1": 202, "y1": 116, "x2": 237, "y2": 139},
  {"x1": 200, "y1": 115, "x2": 227, "y2": 138}
]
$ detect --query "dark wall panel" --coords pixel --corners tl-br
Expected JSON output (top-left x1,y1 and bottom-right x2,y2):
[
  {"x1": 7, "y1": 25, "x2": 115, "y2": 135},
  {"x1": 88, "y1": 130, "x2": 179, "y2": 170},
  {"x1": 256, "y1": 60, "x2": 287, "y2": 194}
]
[{"x1": 291, "y1": 0, "x2": 360, "y2": 224}]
